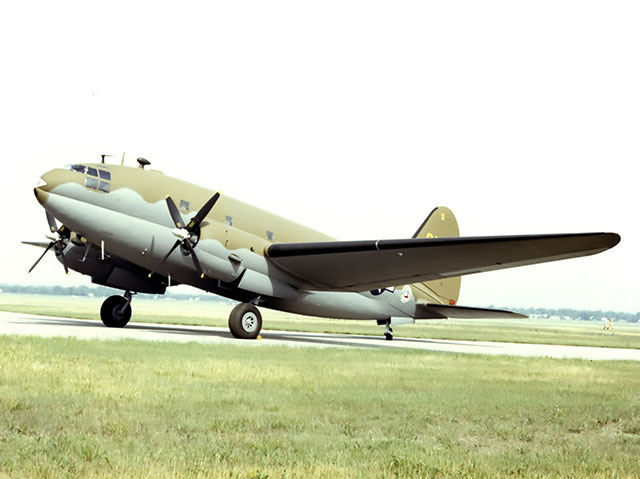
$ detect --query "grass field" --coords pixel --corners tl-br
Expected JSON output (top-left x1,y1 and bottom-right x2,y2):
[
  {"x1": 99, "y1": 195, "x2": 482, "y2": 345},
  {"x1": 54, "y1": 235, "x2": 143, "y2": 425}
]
[
  {"x1": 1, "y1": 293, "x2": 639, "y2": 350},
  {"x1": 1, "y1": 334, "x2": 640, "y2": 478}
]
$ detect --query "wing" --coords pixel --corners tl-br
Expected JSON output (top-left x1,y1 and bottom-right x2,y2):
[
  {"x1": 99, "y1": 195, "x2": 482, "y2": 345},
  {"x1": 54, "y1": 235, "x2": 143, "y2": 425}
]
[
  {"x1": 266, "y1": 232, "x2": 620, "y2": 292},
  {"x1": 415, "y1": 303, "x2": 527, "y2": 320}
]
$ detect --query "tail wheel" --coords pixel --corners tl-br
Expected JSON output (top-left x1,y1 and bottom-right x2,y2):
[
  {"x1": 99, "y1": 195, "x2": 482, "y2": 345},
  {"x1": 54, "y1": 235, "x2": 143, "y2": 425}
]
[
  {"x1": 229, "y1": 303, "x2": 262, "y2": 339},
  {"x1": 100, "y1": 295, "x2": 132, "y2": 328},
  {"x1": 384, "y1": 322, "x2": 393, "y2": 341}
]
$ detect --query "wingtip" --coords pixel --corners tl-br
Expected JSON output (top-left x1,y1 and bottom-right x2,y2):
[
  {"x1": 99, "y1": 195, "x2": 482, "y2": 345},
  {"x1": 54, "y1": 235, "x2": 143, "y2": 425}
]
[
  {"x1": 610, "y1": 232, "x2": 621, "y2": 245},
  {"x1": 599, "y1": 232, "x2": 621, "y2": 250}
]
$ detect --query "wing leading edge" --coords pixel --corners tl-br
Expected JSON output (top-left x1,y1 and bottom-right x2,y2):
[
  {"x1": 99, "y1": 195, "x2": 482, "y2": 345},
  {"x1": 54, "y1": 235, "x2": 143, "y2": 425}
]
[{"x1": 266, "y1": 232, "x2": 620, "y2": 292}]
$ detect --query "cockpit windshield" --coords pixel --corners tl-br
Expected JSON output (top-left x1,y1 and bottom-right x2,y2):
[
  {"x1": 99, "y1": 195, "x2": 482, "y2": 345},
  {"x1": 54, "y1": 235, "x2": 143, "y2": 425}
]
[{"x1": 64, "y1": 164, "x2": 87, "y2": 174}]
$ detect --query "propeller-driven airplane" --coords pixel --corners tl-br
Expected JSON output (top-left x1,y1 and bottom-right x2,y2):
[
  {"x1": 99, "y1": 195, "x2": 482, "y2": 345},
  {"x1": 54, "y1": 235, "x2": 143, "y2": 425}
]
[{"x1": 26, "y1": 157, "x2": 620, "y2": 340}]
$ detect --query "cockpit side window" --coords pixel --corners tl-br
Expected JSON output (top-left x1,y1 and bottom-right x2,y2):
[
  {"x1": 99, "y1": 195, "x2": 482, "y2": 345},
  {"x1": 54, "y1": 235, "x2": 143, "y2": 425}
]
[
  {"x1": 82, "y1": 167, "x2": 112, "y2": 193},
  {"x1": 85, "y1": 177, "x2": 99, "y2": 189}
]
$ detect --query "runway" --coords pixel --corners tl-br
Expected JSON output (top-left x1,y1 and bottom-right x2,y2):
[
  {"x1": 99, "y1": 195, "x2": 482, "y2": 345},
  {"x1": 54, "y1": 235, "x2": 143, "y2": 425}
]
[{"x1": 1, "y1": 310, "x2": 639, "y2": 361}]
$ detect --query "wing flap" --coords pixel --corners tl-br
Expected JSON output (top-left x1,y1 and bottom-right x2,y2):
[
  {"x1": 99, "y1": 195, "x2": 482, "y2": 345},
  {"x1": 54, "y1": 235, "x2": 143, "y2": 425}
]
[{"x1": 266, "y1": 233, "x2": 620, "y2": 292}]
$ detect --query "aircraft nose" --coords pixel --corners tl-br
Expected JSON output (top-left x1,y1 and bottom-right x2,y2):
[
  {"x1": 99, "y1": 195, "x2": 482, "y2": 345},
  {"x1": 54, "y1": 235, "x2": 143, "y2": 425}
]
[
  {"x1": 38, "y1": 170, "x2": 58, "y2": 190},
  {"x1": 34, "y1": 170, "x2": 56, "y2": 205}
]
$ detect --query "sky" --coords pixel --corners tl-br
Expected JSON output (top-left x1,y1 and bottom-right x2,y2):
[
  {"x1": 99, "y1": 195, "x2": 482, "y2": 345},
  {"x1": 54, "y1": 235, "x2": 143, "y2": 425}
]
[{"x1": 0, "y1": 1, "x2": 638, "y2": 312}]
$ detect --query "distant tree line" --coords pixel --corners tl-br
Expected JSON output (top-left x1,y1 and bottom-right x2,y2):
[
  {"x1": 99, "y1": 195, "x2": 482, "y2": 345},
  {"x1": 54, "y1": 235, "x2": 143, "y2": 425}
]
[
  {"x1": 508, "y1": 306, "x2": 640, "y2": 323},
  {"x1": 1, "y1": 284, "x2": 637, "y2": 321},
  {"x1": 0, "y1": 284, "x2": 228, "y2": 303}
]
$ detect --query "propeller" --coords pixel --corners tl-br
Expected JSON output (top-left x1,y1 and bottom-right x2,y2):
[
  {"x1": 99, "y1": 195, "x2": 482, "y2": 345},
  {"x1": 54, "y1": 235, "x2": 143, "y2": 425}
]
[
  {"x1": 148, "y1": 192, "x2": 220, "y2": 279},
  {"x1": 27, "y1": 212, "x2": 71, "y2": 274}
]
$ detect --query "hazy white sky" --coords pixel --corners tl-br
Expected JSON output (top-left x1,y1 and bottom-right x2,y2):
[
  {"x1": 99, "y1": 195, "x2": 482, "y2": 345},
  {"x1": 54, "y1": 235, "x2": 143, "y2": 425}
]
[{"x1": 0, "y1": 1, "x2": 638, "y2": 312}]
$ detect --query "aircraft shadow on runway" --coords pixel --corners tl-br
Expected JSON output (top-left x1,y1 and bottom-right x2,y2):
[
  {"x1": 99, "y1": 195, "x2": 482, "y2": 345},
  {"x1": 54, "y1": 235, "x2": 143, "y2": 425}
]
[{"x1": 22, "y1": 316, "x2": 489, "y2": 350}]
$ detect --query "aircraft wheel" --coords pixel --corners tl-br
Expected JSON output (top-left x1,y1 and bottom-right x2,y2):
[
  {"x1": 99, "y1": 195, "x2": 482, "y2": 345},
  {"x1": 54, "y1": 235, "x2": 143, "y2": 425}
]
[
  {"x1": 229, "y1": 303, "x2": 262, "y2": 339},
  {"x1": 100, "y1": 295, "x2": 132, "y2": 328},
  {"x1": 384, "y1": 326, "x2": 394, "y2": 341}
]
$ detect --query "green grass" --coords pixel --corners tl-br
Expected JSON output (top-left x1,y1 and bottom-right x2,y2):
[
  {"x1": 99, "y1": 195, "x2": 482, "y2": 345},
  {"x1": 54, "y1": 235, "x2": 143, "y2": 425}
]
[
  {"x1": 1, "y1": 335, "x2": 639, "y2": 478},
  {"x1": 1, "y1": 293, "x2": 639, "y2": 350}
]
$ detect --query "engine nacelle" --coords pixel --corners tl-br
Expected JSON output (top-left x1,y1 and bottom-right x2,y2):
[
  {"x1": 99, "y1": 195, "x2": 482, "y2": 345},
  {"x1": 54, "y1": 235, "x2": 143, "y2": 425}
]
[{"x1": 61, "y1": 244, "x2": 166, "y2": 294}]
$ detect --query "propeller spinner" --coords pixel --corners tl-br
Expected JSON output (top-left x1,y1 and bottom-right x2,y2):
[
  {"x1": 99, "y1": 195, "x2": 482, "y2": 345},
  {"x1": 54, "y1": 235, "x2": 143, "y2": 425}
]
[{"x1": 148, "y1": 192, "x2": 221, "y2": 279}]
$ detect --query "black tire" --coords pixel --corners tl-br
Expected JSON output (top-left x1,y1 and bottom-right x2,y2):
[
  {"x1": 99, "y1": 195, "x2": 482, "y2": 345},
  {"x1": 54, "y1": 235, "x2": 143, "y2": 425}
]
[
  {"x1": 385, "y1": 327, "x2": 393, "y2": 341},
  {"x1": 100, "y1": 295, "x2": 132, "y2": 328},
  {"x1": 228, "y1": 303, "x2": 262, "y2": 339}
]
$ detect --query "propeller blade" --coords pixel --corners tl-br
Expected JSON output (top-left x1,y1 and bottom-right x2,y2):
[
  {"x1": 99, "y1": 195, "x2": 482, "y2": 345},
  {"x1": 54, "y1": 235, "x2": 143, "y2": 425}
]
[
  {"x1": 165, "y1": 196, "x2": 186, "y2": 229},
  {"x1": 45, "y1": 212, "x2": 70, "y2": 239},
  {"x1": 22, "y1": 241, "x2": 52, "y2": 249},
  {"x1": 28, "y1": 242, "x2": 54, "y2": 273},
  {"x1": 187, "y1": 192, "x2": 220, "y2": 231},
  {"x1": 57, "y1": 244, "x2": 69, "y2": 275},
  {"x1": 148, "y1": 239, "x2": 182, "y2": 278},
  {"x1": 30, "y1": 213, "x2": 72, "y2": 276},
  {"x1": 157, "y1": 192, "x2": 219, "y2": 280},
  {"x1": 183, "y1": 241, "x2": 205, "y2": 279},
  {"x1": 46, "y1": 212, "x2": 58, "y2": 233}
]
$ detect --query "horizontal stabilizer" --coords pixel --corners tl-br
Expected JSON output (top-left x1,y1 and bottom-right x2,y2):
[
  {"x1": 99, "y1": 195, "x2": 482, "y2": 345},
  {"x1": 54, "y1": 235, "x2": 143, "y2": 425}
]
[{"x1": 415, "y1": 303, "x2": 527, "y2": 320}]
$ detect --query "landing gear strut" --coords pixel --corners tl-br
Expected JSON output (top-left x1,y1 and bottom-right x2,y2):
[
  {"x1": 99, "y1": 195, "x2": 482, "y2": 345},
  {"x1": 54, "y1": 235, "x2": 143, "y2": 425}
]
[
  {"x1": 100, "y1": 291, "x2": 133, "y2": 328},
  {"x1": 384, "y1": 320, "x2": 394, "y2": 341},
  {"x1": 228, "y1": 303, "x2": 262, "y2": 339}
]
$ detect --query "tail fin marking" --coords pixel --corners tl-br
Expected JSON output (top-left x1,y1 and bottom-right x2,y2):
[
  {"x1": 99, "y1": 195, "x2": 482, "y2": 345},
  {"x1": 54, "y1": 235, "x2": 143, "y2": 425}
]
[{"x1": 411, "y1": 206, "x2": 461, "y2": 305}]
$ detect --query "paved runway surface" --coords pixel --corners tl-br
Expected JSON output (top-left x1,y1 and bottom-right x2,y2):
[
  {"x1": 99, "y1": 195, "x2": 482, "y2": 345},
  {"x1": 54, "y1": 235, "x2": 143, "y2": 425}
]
[{"x1": 2, "y1": 311, "x2": 639, "y2": 361}]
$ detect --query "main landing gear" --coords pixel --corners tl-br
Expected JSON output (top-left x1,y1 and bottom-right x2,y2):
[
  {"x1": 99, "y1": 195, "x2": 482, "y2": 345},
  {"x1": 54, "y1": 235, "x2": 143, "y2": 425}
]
[
  {"x1": 228, "y1": 303, "x2": 263, "y2": 339},
  {"x1": 98, "y1": 292, "x2": 264, "y2": 339},
  {"x1": 100, "y1": 291, "x2": 133, "y2": 328}
]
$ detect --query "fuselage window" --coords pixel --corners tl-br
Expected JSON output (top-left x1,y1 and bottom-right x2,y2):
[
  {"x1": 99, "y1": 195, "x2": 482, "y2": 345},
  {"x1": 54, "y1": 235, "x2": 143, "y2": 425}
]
[
  {"x1": 98, "y1": 181, "x2": 110, "y2": 193},
  {"x1": 266, "y1": 230, "x2": 274, "y2": 241},
  {"x1": 180, "y1": 200, "x2": 190, "y2": 212},
  {"x1": 87, "y1": 167, "x2": 98, "y2": 177},
  {"x1": 225, "y1": 216, "x2": 234, "y2": 227},
  {"x1": 99, "y1": 170, "x2": 111, "y2": 181}
]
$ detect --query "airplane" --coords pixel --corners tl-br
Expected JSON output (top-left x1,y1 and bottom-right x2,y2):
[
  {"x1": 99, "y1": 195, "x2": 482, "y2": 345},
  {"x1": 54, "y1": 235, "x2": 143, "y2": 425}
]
[{"x1": 25, "y1": 156, "x2": 620, "y2": 341}]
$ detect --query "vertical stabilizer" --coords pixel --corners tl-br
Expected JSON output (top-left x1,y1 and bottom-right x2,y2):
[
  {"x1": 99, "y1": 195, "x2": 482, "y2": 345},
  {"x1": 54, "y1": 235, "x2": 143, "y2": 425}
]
[{"x1": 411, "y1": 207, "x2": 461, "y2": 305}]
